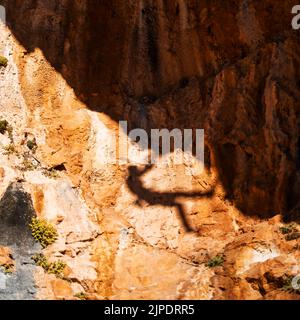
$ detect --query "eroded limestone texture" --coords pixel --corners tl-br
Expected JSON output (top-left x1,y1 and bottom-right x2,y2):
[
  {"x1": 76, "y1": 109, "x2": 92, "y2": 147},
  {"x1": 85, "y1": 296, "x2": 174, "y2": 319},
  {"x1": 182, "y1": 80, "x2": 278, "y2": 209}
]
[{"x1": 0, "y1": 0, "x2": 299, "y2": 300}]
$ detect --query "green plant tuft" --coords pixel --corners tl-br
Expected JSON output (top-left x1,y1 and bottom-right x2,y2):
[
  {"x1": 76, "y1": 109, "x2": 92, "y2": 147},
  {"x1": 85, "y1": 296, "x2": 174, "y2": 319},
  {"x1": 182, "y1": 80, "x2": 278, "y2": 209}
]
[
  {"x1": 0, "y1": 119, "x2": 9, "y2": 134},
  {"x1": 1, "y1": 264, "x2": 14, "y2": 274},
  {"x1": 30, "y1": 217, "x2": 58, "y2": 248},
  {"x1": 27, "y1": 139, "x2": 37, "y2": 152},
  {"x1": 206, "y1": 255, "x2": 224, "y2": 268},
  {"x1": 279, "y1": 223, "x2": 297, "y2": 235},
  {"x1": 3, "y1": 144, "x2": 18, "y2": 156},
  {"x1": 21, "y1": 159, "x2": 39, "y2": 171},
  {"x1": 47, "y1": 260, "x2": 66, "y2": 276},
  {"x1": 32, "y1": 254, "x2": 66, "y2": 278},
  {"x1": 43, "y1": 168, "x2": 59, "y2": 179},
  {"x1": 0, "y1": 56, "x2": 8, "y2": 67},
  {"x1": 74, "y1": 292, "x2": 88, "y2": 300},
  {"x1": 32, "y1": 253, "x2": 49, "y2": 269},
  {"x1": 0, "y1": 120, "x2": 14, "y2": 143}
]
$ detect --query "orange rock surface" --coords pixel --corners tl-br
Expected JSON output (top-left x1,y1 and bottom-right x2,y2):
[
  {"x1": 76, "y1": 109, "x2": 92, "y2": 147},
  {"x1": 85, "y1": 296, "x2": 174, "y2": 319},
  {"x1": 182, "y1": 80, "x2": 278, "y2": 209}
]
[{"x1": 0, "y1": 0, "x2": 299, "y2": 300}]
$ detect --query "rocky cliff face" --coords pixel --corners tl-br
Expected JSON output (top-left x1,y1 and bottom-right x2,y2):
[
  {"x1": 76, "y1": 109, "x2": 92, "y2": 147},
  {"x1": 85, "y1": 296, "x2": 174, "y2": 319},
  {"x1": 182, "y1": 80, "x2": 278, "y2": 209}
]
[{"x1": 0, "y1": 0, "x2": 299, "y2": 300}]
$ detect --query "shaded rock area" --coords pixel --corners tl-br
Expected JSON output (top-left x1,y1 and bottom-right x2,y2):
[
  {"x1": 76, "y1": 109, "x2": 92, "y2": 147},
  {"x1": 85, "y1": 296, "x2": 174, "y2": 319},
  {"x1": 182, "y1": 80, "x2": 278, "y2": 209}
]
[
  {"x1": 0, "y1": 183, "x2": 40, "y2": 300},
  {"x1": 1, "y1": 0, "x2": 299, "y2": 220}
]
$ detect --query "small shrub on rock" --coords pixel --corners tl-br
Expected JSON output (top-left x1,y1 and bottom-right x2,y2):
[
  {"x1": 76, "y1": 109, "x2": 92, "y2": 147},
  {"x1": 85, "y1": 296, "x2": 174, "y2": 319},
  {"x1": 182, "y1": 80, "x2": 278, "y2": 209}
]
[
  {"x1": 30, "y1": 217, "x2": 58, "y2": 248},
  {"x1": 279, "y1": 223, "x2": 297, "y2": 235},
  {"x1": 3, "y1": 144, "x2": 18, "y2": 156},
  {"x1": 0, "y1": 120, "x2": 14, "y2": 142},
  {"x1": 1, "y1": 263, "x2": 15, "y2": 274},
  {"x1": 206, "y1": 255, "x2": 224, "y2": 268},
  {"x1": 32, "y1": 254, "x2": 66, "y2": 278},
  {"x1": 0, "y1": 120, "x2": 8, "y2": 134},
  {"x1": 27, "y1": 139, "x2": 37, "y2": 152},
  {"x1": 75, "y1": 292, "x2": 88, "y2": 300},
  {"x1": 0, "y1": 56, "x2": 8, "y2": 67},
  {"x1": 42, "y1": 168, "x2": 59, "y2": 179}
]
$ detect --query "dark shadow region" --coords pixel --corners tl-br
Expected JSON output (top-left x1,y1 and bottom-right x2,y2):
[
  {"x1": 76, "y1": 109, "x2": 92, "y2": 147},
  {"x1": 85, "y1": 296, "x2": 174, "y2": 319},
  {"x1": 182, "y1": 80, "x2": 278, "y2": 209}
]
[
  {"x1": 0, "y1": 183, "x2": 40, "y2": 300},
  {"x1": 127, "y1": 165, "x2": 214, "y2": 232},
  {"x1": 0, "y1": 0, "x2": 299, "y2": 223}
]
